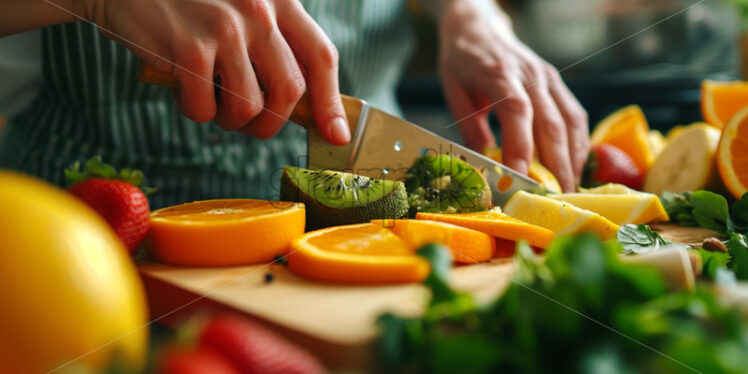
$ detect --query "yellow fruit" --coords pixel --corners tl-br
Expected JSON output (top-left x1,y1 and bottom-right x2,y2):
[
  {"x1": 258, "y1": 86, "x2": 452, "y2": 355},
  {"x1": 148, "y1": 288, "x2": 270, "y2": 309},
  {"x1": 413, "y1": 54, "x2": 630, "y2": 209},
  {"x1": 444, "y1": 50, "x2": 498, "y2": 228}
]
[
  {"x1": 503, "y1": 191, "x2": 619, "y2": 240},
  {"x1": 647, "y1": 130, "x2": 667, "y2": 157},
  {"x1": 548, "y1": 185, "x2": 669, "y2": 225},
  {"x1": 591, "y1": 105, "x2": 654, "y2": 173},
  {"x1": 717, "y1": 107, "x2": 748, "y2": 199},
  {"x1": 0, "y1": 171, "x2": 147, "y2": 373},
  {"x1": 644, "y1": 124, "x2": 722, "y2": 194},
  {"x1": 483, "y1": 146, "x2": 562, "y2": 193}
]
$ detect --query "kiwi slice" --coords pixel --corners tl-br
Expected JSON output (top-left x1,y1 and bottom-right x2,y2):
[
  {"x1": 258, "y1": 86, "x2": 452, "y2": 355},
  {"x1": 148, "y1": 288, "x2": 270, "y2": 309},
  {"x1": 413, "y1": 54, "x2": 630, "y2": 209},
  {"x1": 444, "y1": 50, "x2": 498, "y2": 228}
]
[
  {"x1": 405, "y1": 153, "x2": 491, "y2": 215},
  {"x1": 280, "y1": 166, "x2": 409, "y2": 230}
]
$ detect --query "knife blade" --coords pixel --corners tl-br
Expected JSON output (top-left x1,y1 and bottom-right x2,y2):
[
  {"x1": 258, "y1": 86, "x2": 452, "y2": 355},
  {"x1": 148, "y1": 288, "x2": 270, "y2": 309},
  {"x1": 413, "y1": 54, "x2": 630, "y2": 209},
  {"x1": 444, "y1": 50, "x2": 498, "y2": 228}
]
[
  {"x1": 136, "y1": 63, "x2": 546, "y2": 207},
  {"x1": 308, "y1": 99, "x2": 548, "y2": 208}
]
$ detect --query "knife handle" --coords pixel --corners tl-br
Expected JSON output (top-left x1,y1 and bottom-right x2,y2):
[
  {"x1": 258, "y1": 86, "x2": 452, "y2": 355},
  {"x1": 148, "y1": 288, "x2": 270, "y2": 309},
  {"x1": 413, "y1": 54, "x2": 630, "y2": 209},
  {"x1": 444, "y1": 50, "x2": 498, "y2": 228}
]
[{"x1": 137, "y1": 63, "x2": 361, "y2": 130}]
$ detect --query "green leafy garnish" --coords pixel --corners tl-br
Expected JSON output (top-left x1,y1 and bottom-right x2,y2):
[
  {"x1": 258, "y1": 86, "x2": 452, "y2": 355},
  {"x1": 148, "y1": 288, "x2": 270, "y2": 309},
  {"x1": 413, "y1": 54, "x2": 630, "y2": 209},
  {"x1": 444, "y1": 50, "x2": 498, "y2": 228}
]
[
  {"x1": 726, "y1": 233, "x2": 748, "y2": 280},
  {"x1": 616, "y1": 224, "x2": 689, "y2": 254},
  {"x1": 65, "y1": 156, "x2": 156, "y2": 195},
  {"x1": 378, "y1": 235, "x2": 748, "y2": 373},
  {"x1": 691, "y1": 191, "x2": 731, "y2": 234},
  {"x1": 660, "y1": 191, "x2": 748, "y2": 235}
]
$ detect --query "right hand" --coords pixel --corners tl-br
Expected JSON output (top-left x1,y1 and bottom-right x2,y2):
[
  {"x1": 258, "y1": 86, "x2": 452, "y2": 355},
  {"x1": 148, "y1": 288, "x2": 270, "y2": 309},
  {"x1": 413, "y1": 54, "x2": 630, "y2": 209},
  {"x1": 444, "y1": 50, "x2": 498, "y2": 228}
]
[{"x1": 82, "y1": 0, "x2": 350, "y2": 145}]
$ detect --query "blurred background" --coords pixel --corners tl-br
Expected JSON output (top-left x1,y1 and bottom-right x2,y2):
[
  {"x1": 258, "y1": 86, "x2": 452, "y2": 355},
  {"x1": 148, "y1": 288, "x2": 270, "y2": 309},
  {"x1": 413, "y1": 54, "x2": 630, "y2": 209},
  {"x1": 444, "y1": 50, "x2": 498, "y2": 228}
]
[{"x1": 401, "y1": 0, "x2": 744, "y2": 142}]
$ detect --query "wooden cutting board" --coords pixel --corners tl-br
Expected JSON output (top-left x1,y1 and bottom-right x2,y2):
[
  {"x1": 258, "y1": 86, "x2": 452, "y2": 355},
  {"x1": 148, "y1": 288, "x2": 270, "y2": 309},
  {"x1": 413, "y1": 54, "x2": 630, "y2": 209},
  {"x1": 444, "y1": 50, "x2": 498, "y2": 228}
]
[{"x1": 138, "y1": 224, "x2": 717, "y2": 371}]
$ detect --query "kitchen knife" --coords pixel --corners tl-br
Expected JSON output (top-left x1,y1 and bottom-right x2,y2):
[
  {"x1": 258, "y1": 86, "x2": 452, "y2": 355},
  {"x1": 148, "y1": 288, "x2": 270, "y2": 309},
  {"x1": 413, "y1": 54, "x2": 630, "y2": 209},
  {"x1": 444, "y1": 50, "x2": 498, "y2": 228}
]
[{"x1": 138, "y1": 64, "x2": 546, "y2": 207}]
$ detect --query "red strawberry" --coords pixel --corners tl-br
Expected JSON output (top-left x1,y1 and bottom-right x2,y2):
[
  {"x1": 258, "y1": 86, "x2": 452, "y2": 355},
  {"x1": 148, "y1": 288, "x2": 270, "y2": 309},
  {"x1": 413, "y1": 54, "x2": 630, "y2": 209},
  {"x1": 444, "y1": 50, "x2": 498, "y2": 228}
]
[
  {"x1": 582, "y1": 144, "x2": 644, "y2": 190},
  {"x1": 198, "y1": 314, "x2": 325, "y2": 374},
  {"x1": 66, "y1": 156, "x2": 151, "y2": 253},
  {"x1": 157, "y1": 346, "x2": 241, "y2": 374}
]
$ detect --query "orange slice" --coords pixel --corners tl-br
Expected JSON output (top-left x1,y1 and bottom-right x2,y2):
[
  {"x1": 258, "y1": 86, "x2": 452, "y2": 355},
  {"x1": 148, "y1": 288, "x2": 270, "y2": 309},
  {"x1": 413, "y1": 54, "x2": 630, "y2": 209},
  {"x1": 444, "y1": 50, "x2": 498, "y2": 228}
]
[
  {"x1": 483, "y1": 146, "x2": 562, "y2": 193},
  {"x1": 371, "y1": 219, "x2": 495, "y2": 264},
  {"x1": 148, "y1": 199, "x2": 305, "y2": 266},
  {"x1": 287, "y1": 223, "x2": 429, "y2": 284},
  {"x1": 701, "y1": 80, "x2": 748, "y2": 129},
  {"x1": 415, "y1": 210, "x2": 554, "y2": 249},
  {"x1": 717, "y1": 107, "x2": 748, "y2": 199},
  {"x1": 590, "y1": 105, "x2": 654, "y2": 173}
]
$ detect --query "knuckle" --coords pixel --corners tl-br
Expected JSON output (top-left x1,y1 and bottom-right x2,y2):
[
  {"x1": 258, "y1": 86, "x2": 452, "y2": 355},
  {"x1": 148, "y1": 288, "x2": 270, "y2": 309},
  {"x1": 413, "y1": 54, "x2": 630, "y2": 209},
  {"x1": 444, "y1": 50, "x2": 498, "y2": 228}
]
[
  {"x1": 539, "y1": 118, "x2": 565, "y2": 139},
  {"x1": 317, "y1": 40, "x2": 339, "y2": 69},
  {"x1": 279, "y1": 77, "x2": 306, "y2": 103},
  {"x1": 502, "y1": 94, "x2": 532, "y2": 117},
  {"x1": 247, "y1": 0, "x2": 275, "y2": 34},
  {"x1": 214, "y1": 9, "x2": 243, "y2": 42}
]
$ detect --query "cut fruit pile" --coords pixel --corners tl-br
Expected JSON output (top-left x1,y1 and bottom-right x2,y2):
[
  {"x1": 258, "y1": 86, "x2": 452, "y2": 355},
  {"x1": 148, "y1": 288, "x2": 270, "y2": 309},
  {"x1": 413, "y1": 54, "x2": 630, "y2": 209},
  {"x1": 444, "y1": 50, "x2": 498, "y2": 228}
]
[
  {"x1": 590, "y1": 105, "x2": 654, "y2": 175},
  {"x1": 149, "y1": 199, "x2": 305, "y2": 266}
]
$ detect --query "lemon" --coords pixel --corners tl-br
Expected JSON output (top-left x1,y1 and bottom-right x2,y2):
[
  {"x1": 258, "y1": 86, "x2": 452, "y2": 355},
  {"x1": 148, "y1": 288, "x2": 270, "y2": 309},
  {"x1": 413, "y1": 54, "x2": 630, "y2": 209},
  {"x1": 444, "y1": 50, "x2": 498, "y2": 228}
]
[
  {"x1": 549, "y1": 184, "x2": 669, "y2": 225},
  {"x1": 0, "y1": 171, "x2": 147, "y2": 373},
  {"x1": 503, "y1": 191, "x2": 619, "y2": 240}
]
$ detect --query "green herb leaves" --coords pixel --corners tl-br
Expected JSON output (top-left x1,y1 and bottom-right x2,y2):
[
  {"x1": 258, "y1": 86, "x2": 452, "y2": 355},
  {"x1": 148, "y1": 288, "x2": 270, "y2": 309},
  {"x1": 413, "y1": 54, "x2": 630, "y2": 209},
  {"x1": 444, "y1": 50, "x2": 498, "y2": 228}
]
[
  {"x1": 377, "y1": 234, "x2": 748, "y2": 374},
  {"x1": 617, "y1": 224, "x2": 688, "y2": 254},
  {"x1": 660, "y1": 191, "x2": 748, "y2": 235}
]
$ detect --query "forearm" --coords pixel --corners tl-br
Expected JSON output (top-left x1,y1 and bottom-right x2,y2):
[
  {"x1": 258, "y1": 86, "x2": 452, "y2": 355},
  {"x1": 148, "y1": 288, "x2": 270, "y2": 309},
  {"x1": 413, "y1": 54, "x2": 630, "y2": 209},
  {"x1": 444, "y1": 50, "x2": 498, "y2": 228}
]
[{"x1": 0, "y1": 0, "x2": 83, "y2": 37}]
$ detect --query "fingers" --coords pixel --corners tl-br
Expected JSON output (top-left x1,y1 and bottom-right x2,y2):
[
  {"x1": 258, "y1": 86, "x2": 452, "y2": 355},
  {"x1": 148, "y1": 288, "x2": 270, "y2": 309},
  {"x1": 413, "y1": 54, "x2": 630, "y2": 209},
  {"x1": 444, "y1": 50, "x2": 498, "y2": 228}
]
[
  {"x1": 526, "y1": 76, "x2": 575, "y2": 192},
  {"x1": 278, "y1": 2, "x2": 350, "y2": 145},
  {"x1": 175, "y1": 43, "x2": 218, "y2": 123},
  {"x1": 490, "y1": 77, "x2": 533, "y2": 176},
  {"x1": 442, "y1": 74, "x2": 496, "y2": 154},
  {"x1": 240, "y1": 25, "x2": 306, "y2": 139},
  {"x1": 212, "y1": 42, "x2": 264, "y2": 131},
  {"x1": 546, "y1": 64, "x2": 589, "y2": 182}
]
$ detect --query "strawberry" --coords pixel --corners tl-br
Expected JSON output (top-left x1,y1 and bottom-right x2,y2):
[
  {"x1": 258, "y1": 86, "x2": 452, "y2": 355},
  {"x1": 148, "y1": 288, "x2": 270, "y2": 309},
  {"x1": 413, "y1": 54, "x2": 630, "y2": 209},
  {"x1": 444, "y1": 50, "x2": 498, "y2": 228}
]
[
  {"x1": 198, "y1": 314, "x2": 325, "y2": 374},
  {"x1": 582, "y1": 144, "x2": 645, "y2": 190},
  {"x1": 66, "y1": 156, "x2": 152, "y2": 253},
  {"x1": 157, "y1": 346, "x2": 241, "y2": 374}
]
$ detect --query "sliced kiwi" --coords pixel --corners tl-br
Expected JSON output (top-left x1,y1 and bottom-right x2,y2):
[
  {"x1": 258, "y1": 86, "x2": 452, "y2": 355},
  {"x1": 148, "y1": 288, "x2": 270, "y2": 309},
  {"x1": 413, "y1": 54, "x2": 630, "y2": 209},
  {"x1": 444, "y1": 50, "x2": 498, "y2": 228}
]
[
  {"x1": 405, "y1": 153, "x2": 491, "y2": 215},
  {"x1": 280, "y1": 166, "x2": 409, "y2": 230}
]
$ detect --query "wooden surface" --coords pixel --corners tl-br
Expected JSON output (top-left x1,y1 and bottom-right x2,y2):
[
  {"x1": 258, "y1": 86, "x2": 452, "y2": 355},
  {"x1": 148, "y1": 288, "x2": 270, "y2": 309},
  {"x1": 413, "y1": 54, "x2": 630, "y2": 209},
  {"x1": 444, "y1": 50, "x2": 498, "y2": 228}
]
[{"x1": 138, "y1": 224, "x2": 716, "y2": 371}]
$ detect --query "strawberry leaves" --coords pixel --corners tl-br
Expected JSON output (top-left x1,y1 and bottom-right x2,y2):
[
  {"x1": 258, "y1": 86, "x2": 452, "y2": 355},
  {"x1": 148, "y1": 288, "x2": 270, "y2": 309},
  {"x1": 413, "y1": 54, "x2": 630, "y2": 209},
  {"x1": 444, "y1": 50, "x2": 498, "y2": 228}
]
[{"x1": 65, "y1": 156, "x2": 156, "y2": 195}]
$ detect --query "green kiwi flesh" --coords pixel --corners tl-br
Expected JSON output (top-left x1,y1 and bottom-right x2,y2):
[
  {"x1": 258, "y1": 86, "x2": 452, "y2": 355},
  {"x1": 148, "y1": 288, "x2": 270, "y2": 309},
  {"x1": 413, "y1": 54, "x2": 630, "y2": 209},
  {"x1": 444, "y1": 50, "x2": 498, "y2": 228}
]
[
  {"x1": 405, "y1": 153, "x2": 491, "y2": 215},
  {"x1": 280, "y1": 166, "x2": 409, "y2": 230}
]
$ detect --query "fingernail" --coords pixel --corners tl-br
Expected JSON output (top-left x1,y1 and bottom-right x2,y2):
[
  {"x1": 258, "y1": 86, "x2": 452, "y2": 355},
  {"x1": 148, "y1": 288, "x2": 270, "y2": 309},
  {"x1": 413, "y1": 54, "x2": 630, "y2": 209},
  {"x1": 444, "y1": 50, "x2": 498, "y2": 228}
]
[
  {"x1": 513, "y1": 159, "x2": 529, "y2": 176},
  {"x1": 330, "y1": 117, "x2": 350, "y2": 145}
]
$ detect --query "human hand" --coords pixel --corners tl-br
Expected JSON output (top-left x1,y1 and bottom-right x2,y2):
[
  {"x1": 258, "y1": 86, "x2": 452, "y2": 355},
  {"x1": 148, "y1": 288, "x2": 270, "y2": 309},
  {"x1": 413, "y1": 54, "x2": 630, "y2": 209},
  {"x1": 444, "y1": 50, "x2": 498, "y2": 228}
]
[
  {"x1": 81, "y1": 0, "x2": 350, "y2": 145},
  {"x1": 437, "y1": 0, "x2": 588, "y2": 191}
]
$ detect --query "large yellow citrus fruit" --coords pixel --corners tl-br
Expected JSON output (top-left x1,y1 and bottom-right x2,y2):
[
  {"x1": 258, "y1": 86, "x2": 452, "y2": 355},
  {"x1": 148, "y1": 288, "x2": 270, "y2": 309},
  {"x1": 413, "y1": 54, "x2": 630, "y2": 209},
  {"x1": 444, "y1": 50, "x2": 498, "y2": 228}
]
[{"x1": 0, "y1": 171, "x2": 148, "y2": 373}]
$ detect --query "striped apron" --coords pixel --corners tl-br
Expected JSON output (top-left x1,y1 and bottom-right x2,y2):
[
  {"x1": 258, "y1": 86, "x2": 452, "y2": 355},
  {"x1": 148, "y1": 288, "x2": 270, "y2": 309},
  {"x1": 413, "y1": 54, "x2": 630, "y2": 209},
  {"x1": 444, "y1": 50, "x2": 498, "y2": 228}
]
[{"x1": 0, "y1": 0, "x2": 414, "y2": 208}]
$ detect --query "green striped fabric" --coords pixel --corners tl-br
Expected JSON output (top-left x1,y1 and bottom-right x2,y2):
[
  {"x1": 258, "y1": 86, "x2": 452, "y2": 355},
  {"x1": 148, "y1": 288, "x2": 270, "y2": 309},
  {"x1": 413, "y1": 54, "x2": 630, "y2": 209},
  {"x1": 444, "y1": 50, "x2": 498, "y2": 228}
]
[{"x1": 0, "y1": 0, "x2": 413, "y2": 208}]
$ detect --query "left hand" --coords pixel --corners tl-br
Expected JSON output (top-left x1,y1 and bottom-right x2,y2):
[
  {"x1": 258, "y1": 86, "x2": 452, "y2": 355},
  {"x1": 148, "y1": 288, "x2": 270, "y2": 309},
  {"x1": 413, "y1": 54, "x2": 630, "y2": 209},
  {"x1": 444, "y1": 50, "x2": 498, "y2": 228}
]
[{"x1": 437, "y1": 0, "x2": 589, "y2": 192}]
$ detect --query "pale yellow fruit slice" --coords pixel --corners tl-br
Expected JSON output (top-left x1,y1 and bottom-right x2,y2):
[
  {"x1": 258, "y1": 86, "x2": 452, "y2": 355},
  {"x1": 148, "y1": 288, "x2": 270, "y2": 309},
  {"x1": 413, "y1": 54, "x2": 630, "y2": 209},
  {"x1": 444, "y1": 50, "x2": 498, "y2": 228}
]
[
  {"x1": 648, "y1": 130, "x2": 667, "y2": 157},
  {"x1": 548, "y1": 188, "x2": 669, "y2": 226},
  {"x1": 503, "y1": 191, "x2": 620, "y2": 240},
  {"x1": 644, "y1": 124, "x2": 722, "y2": 195}
]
